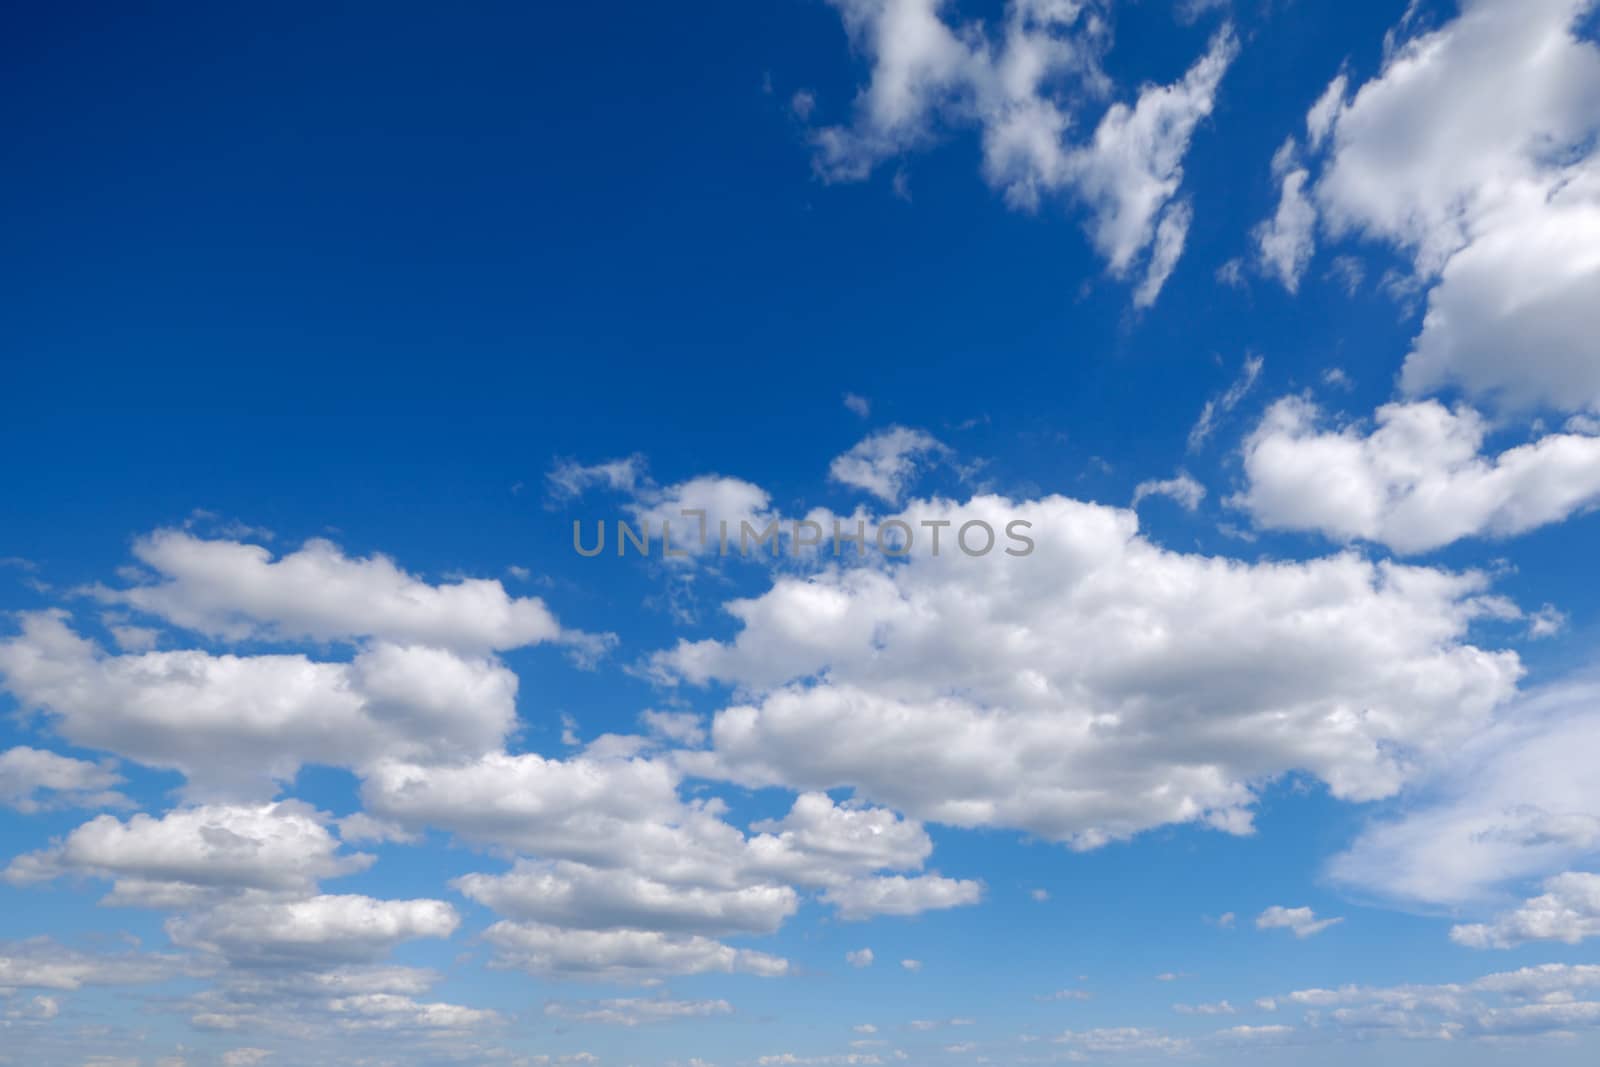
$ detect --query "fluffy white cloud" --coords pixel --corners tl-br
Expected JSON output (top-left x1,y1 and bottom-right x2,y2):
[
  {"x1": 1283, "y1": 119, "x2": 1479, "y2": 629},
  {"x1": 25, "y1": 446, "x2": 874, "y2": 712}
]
[
  {"x1": 481, "y1": 922, "x2": 788, "y2": 981},
  {"x1": 166, "y1": 893, "x2": 459, "y2": 967},
  {"x1": 661, "y1": 493, "x2": 1521, "y2": 848},
  {"x1": 0, "y1": 746, "x2": 124, "y2": 813},
  {"x1": 455, "y1": 860, "x2": 799, "y2": 937},
  {"x1": 5, "y1": 802, "x2": 371, "y2": 903},
  {"x1": 1287, "y1": 0, "x2": 1600, "y2": 411},
  {"x1": 828, "y1": 427, "x2": 945, "y2": 504},
  {"x1": 1255, "y1": 906, "x2": 1342, "y2": 939},
  {"x1": 847, "y1": 948, "x2": 875, "y2": 968},
  {"x1": 1235, "y1": 397, "x2": 1600, "y2": 553},
  {"x1": 808, "y1": 1, "x2": 1236, "y2": 305},
  {"x1": 1453, "y1": 873, "x2": 1600, "y2": 948},
  {"x1": 101, "y1": 530, "x2": 571, "y2": 653},
  {"x1": 0, "y1": 613, "x2": 518, "y2": 799},
  {"x1": 821, "y1": 874, "x2": 983, "y2": 920},
  {"x1": 1329, "y1": 678, "x2": 1600, "y2": 909}
]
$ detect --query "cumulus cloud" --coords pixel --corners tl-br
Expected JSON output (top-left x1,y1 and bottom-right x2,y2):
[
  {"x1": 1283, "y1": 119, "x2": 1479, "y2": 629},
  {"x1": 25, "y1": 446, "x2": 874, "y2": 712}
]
[
  {"x1": 97, "y1": 529, "x2": 574, "y2": 653},
  {"x1": 166, "y1": 893, "x2": 459, "y2": 967},
  {"x1": 1279, "y1": 0, "x2": 1600, "y2": 411},
  {"x1": 481, "y1": 922, "x2": 788, "y2": 982},
  {"x1": 1255, "y1": 906, "x2": 1343, "y2": 939},
  {"x1": 660, "y1": 493, "x2": 1521, "y2": 848},
  {"x1": 0, "y1": 612, "x2": 520, "y2": 800},
  {"x1": 1452, "y1": 872, "x2": 1600, "y2": 948},
  {"x1": 821, "y1": 874, "x2": 984, "y2": 920},
  {"x1": 828, "y1": 427, "x2": 945, "y2": 504},
  {"x1": 5, "y1": 802, "x2": 372, "y2": 904},
  {"x1": 1235, "y1": 397, "x2": 1600, "y2": 553},
  {"x1": 807, "y1": 0, "x2": 1236, "y2": 305},
  {"x1": 0, "y1": 746, "x2": 125, "y2": 813}
]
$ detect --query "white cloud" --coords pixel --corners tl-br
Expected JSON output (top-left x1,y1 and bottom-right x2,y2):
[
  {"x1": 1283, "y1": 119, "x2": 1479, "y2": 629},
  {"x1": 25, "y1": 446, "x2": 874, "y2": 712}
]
[
  {"x1": 1261, "y1": 963, "x2": 1600, "y2": 1042},
  {"x1": 843, "y1": 393, "x2": 872, "y2": 418},
  {"x1": 847, "y1": 948, "x2": 875, "y2": 968},
  {"x1": 1132, "y1": 200, "x2": 1191, "y2": 309},
  {"x1": 0, "y1": 938, "x2": 180, "y2": 992},
  {"x1": 828, "y1": 427, "x2": 945, "y2": 504},
  {"x1": 1132, "y1": 472, "x2": 1205, "y2": 512},
  {"x1": 1235, "y1": 397, "x2": 1600, "y2": 553},
  {"x1": 1187, "y1": 354, "x2": 1262, "y2": 451},
  {"x1": 221, "y1": 1051, "x2": 273, "y2": 1067},
  {"x1": 1062, "y1": 30, "x2": 1237, "y2": 292},
  {"x1": 481, "y1": 922, "x2": 788, "y2": 981},
  {"x1": 1253, "y1": 138, "x2": 1316, "y2": 291},
  {"x1": 544, "y1": 997, "x2": 732, "y2": 1027},
  {"x1": 1293, "y1": 0, "x2": 1600, "y2": 411},
  {"x1": 1255, "y1": 906, "x2": 1343, "y2": 939},
  {"x1": 0, "y1": 746, "x2": 125, "y2": 813},
  {"x1": 821, "y1": 874, "x2": 984, "y2": 920},
  {"x1": 661, "y1": 493, "x2": 1521, "y2": 848},
  {"x1": 0, "y1": 613, "x2": 519, "y2": 800},
  {"x1": 900, "y1": 959, "x2": 922, "y2": 972},
  {"x1": 98, "y1": 530, "x2": 574, "y2": 653},
  {"x1": 1329, "y1": 677, "x2": 1600, "y2": 909},
  {"x1": 5, "y1": 802, "x2": 372, "y2": 903},
  {"x1": 1054, "y1": 1028, "x2": 1190, "y2": 1056},
  {"x1": 166, "y1": 893, "x2": 459, "y2": 967},
  {"x1": 1453, "y1": 872, "x2": 1600, "y2": 948},
  {"x1": 807, "y1": 1, "x2": 1236, "y2": 305},
  {"x1": 455, "y1": 860, "x2": 798, "y2": 937}
]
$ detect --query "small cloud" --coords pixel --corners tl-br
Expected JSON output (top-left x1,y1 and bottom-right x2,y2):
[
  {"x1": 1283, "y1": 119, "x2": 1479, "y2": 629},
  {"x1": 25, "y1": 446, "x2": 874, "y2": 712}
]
[
  {"x1": 1030, "y1": 888, "x2": 1050, "y2": 903},
  {"x1": 1256, "y1": 905, "x2": 1343, "y2": 939},
  {"x1": 1188, "y1": 354, "x2": 1263, "y2": 452},
  {"x1": 1528, "y1": 604, "x2": 1568, "y2": 639},
  {"x1": 901, "y1": 959, "x2": 923, "y2": 972},
  {"x1": 846, "y1": 948, "x2": 875, "y2": 969},
  {"x1": 843, "y1": 393, "x2": 871, "y2": 418},
  {"x1": 791, "y1": 89, "x2": 817, "y2": 121},
  {"x1": 1215, "y1": 257, "x2": 1246, "y2": 289},
  {"x1": 1132, "y1": 472, "x2": 1206, "y2": 512}
]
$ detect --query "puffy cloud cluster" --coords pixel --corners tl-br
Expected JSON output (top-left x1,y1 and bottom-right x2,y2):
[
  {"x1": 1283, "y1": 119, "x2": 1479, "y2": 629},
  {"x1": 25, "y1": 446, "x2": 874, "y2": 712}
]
[
  {"x1": 807, "y1": 0, "x2": 1237, "y2": 306},
  {"x1": 1256, "y1": 0, "x2": 1600, "y2": 412},
  {"x1": 1453, "y1": 873, "x2": 1600, "y2": 949},
  {"x1": 100, "y1": 529, "x2": 572, "y2": 652},
  {"x1": 0, "y1": 611, "x2": 520, "y2": 799},
  {"x1": 1235, "y1": 398, "x2": 1600, "y2": 553},
  {"x1": 660, "y1": 493, "x2": 1521, "y2": 847},
  {"x1": 1260, "y1": 963, "x2": 1600, "y2": 1042},
  {"x1": 5, "y1": 801, "x2": 372, "y2": 905}
]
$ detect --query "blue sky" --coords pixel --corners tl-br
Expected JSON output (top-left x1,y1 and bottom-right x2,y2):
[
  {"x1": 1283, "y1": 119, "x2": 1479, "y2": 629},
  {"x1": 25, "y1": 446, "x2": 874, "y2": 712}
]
[{"x1": 4, "y1": 1, "x2": 1600, "y2": 1064}]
